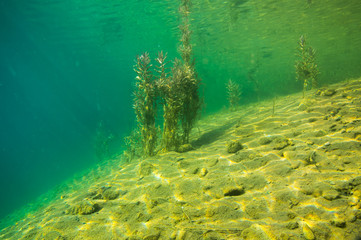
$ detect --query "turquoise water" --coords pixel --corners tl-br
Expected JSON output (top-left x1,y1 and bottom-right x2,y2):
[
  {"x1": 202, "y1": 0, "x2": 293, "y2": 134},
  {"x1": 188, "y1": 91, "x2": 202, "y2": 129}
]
[{"x1": 0, "y1": 0, "x2": 361, "y2": 229}]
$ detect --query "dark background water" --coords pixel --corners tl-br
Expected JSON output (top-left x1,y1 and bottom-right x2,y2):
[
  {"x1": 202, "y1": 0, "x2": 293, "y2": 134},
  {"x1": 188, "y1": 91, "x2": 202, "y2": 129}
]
[{"x1": 0, "y1": 0, "x2": 360, "y2": 223}]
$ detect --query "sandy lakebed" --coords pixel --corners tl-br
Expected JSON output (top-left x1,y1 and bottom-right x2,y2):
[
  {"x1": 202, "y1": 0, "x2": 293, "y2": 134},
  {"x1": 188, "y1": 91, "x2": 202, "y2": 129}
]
[{"x1": 1, "y1": 78, "x2": 361, "y2": 240}]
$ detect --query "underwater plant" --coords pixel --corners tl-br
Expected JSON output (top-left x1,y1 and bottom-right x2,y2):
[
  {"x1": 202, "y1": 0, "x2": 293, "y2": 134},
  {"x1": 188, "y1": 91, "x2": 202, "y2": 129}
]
[
  {"x1": 133, "y1": 52, "x2": 158, "y2": 156},
  {"x1": 127, "y1": 0, "x2": 201, "y2": 156},
  {"x1": 122, "y1": 128, "x2": 142, "y2": 162},
  {"x1": 178, "y1": 0, "x2": 202, "y2": 144},
  {"x1": 155, "y1": 52, "x2": 183, "y2": 151},
  {"x1": 226, "y1": 79, "x2": 242, "y2": 111},
  {"x1": 295, "y1": 35, "x2": 319, "y2": 98}
]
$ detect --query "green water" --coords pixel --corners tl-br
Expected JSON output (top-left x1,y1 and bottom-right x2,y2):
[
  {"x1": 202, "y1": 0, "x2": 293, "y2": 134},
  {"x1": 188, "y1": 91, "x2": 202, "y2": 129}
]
[{"x1": 0, "y1": 0, "x2": 360, "y2": 231}]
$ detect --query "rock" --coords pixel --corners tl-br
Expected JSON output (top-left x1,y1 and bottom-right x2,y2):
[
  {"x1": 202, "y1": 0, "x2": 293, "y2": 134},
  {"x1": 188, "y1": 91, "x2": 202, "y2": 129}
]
[
  {"x1": 350, "y1": 176, "x2": 361, "y2": 186},
  {"x1": 230, "y1": 149, "x2": 260, "y2": 163},
  {"x1": 355, "y1": 210, "x2": 361, "y2": 219},
  {"x1": 331, "y1": 219, "x2": 346, "y2": 228},
  {"x1": 308, "y1": 117, "x2": 318, "y2": 123},
  {"x1": 227, "y1": 140, "x2": 243, "y2": 153},
  {"x1": 286, "y1": 221, "x2": 299, "y2": 230},
  {"x1": 224, "y1": 187, "x2": 244, "y2": 196},
  {"x1": 177, "y1": 144, "x2": 194, "y2": 153},
  {"x1": 259, "y1": 136, "x2": 273, "y2": 145},
  {"x1": 322, "y1": 89, "x2": 336, "y2": 96},
  {"x1": 323, "y1": 190, "x2": 340, "y2": 201},
  {"x1": 137, "y1": 161, "x2": 154, "y2": 178},
  {"x1": 258, "y1": 135, "x2": 291, "y2": 149},
  {"x1": 272, "y1": 136, "x2": 292, "y2": 150},
  {"x1": 93, "y1": 186, "x2": 120, "y2": 200},
  {"x1": 199, "y1": 168, "x2": 208, "y2": 177},
  {"x1": 66, "y1": 200, "x2": 100, "y2": 215}
]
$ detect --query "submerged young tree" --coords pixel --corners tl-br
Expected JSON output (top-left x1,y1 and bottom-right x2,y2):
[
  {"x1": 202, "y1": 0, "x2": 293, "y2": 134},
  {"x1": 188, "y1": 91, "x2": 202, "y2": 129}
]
[
  {"x1": 156, "y1": 52, "x2": 182, "y2": 151},
  {"x1": 126, "y1": 0, "x2": 202, "y2": 159},
  {"x1": 133, "y1": 52, "x2": 158, "y2": 157},
  {"x1": 178, "y1": 0, "x2": 202, "y2": 144},
  {"x1": 295, "y1": 35, "x2": 319, "y2": 98}
]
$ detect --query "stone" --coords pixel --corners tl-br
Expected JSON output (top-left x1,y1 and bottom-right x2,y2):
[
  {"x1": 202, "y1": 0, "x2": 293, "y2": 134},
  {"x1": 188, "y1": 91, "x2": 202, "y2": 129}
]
[
  {"x1": 177, "y1": 144, "x2": 194, "y2": 153},
  {"x1": 137, "y1": 161, "x2": 154, "y2": 177},
  {"x1": 224, "y1": 187, "x2": 244, "y2": 196},
  {"x1": 199, "y1": 168, "x2": 208, "y2": 177},
  {"x1": 66, "y1": 200, "x2": 100, "y2": 215},
  {"x1": 259, "y1": 136, "x2": 273, "y2": 145},
  {"x1": 230, "y1": 149, "x2": 260, "y2": 163},
  {"x1": 323, "y1": 190, "x2": 340, "y2": 201},
  {"x1": 322, "y1": 89, "x2": 336, "y2": 96},
  {"x1": 331, "y1": 219, "x2": 346, "y2": 228},
  {"x1": 100, "y1": 187, "x2": 120, "y2": 200},
  {"x1": 286, "y1": 221, "x2": 299, "y2": 230},
  {"x1": 227, "y1": 140, "x2": 243, "y2": 153},
  {"x1": 350, "y1": 176, "x2": 361, "y2": 186}
]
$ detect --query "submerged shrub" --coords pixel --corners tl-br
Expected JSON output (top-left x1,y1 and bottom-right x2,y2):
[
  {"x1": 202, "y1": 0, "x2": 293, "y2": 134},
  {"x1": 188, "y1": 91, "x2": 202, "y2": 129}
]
[
  {"x1": 295, "y1": 35, "x2": 320, "y2": 97},
  {"x1": 133, "y1": 52, "x2": 158, "y2": 157}
]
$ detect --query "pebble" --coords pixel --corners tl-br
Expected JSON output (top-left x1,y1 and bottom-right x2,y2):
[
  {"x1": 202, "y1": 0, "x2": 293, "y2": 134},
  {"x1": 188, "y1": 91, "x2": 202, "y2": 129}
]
[{"x1": 199, "y1": 168, "x2": 208, "y2": 177}]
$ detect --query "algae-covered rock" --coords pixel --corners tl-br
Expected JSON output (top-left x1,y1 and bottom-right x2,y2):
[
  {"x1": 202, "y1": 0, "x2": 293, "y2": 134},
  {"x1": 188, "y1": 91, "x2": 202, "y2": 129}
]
[
  {"x1": 66, "y1": 200, "x2": 100, "y2": 215},
  {"x1": 177, "y1": 144, "x2": 194, "y2": 153},
  {"x1": 350, "y1": 176, "x2": 361, "y2": 186},
  {"x1": 272, "y1": 135, "x2": 292, "y2": 150},
  {"x1": 322, "y1": 89, "x2": 336, "y2": 96},
  {"x1": 223, "y1": 187, "x2": 244, "y2": 196},
  {"x1": 322, "y1": 190, "x2": 340, "y2": 201},
  {"x1": 258, "y1": 135, "x2": 291, "y2": 149},
  {"x1": 230, "y1": 149, "x2": 261, "y2": 163},
  {"x1": 259, "y1": 136, "x2": 273, "y2": 145},
  {"x1": 103, "y1": 187, "x2": 120, "y2": 200},
  {"x1": 227, "y1": 140, "x2": 243, "y2": 153},
  {"x1": 286, "y1": 221, "x2": 299, "y2": 230},
  {"x1": 198, "y1": 168, "x2": 208, "y2": 177},
  {"x1": 92, "y1": 186, "x2": 120, "y2": 200},
  {"x1": 331, "y1": 219, "x2": 346, "y2": 228},
  {"x1": 137, "y1": 161, "x2": 154, "y2": 178}
]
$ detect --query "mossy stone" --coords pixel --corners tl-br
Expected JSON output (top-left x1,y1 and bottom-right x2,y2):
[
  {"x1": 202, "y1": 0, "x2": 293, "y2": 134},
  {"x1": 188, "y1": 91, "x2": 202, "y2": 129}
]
[
  {"x1": 66, "y1": 200, "x2": 100, "y2": 215},
  {"x1": 177, "y1": 144, "x2": 194, "y2": 153},
  {"x1": 227, "y1": 140, "x2": 243, "y2": 153},
  {"x1": 259, "y1": 136, "x2": 273, "y2": 145},
  {"x1": 103, "y1": 188, "x2": 119, "y2": 200},
  {"x1": 137, "y1": 161, "x2": 154, "y2": 177}
]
